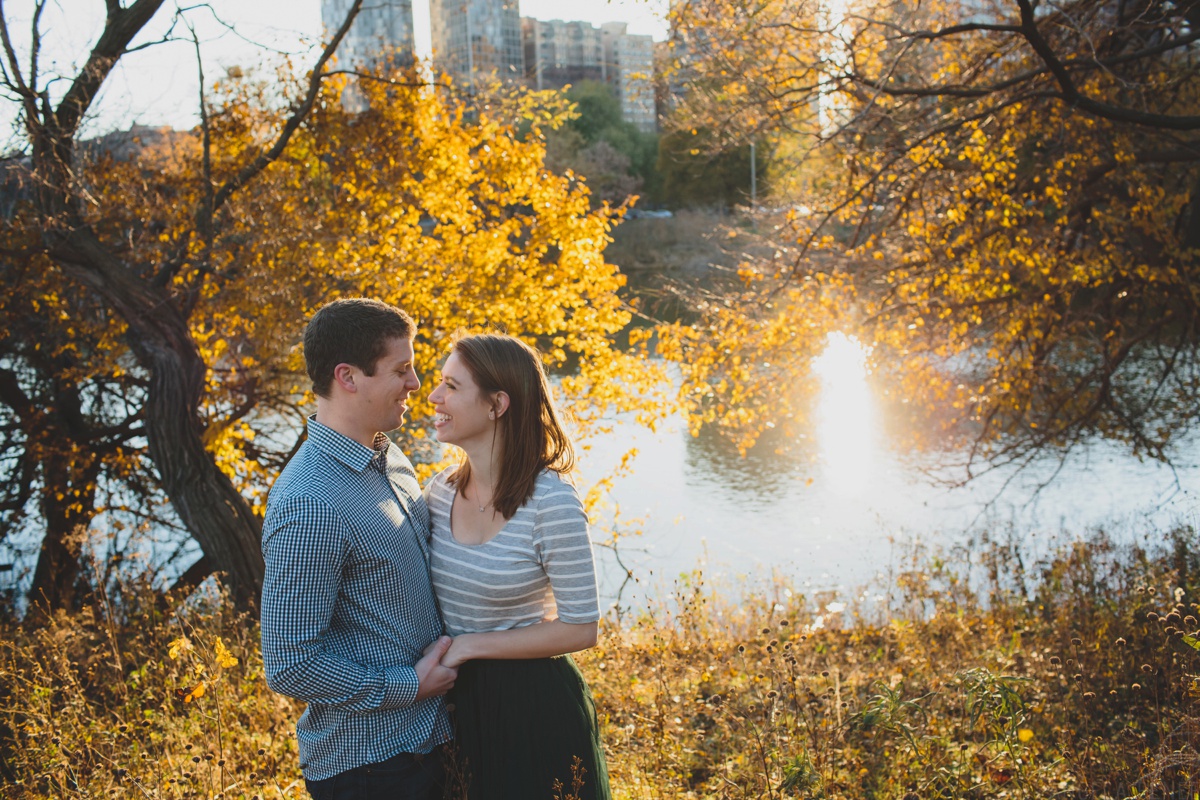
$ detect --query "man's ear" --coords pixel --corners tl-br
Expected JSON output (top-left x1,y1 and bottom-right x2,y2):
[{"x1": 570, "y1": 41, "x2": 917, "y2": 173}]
[
  {"x1": 332, "y1": 363, "x2": 359, "y2": 394},
  {"x1": 491, "y1": 391, "x2": 511, "y2": 419}
]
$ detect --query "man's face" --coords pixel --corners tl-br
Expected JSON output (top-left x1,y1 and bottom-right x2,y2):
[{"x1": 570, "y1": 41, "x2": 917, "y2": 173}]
[{"x1": 353, "y1": 336, "x2": 420, "y2": 434}]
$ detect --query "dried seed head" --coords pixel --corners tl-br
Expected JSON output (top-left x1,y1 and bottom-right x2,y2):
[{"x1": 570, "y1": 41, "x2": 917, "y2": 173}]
[
  {"x1": 1049, "y1": 656, "x2": 1061, "y2": 666},
  {"x1": 1083, "y1": 691, "x2": 1095, "y2": 699},
  {"x1": 1073, "y1": 674, "x2": 1083, "y2": 682},
  {"x1": 1141, "y1": 664, "x2": 1154, "y2": 674},
  {"x1": 779, "y1": 619, "x2": 789, "y2": 627},
  {"x1": 1114, "y1": 638, "x2": 1126, "y2": 647},
  {"x1": 1071, "y1": 637, "x2": 1082, "y2": 646}
]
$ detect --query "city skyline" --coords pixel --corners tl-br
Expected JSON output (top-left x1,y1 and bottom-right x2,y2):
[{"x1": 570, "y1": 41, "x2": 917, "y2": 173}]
[{"x1": 0, "y1": 0, "x2": 668, "y2": 138}]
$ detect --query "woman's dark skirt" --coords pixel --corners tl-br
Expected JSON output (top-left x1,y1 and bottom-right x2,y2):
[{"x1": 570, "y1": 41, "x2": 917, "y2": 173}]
[{"x1": 447, "y1": 656, "x2": 611, "y2": 800}]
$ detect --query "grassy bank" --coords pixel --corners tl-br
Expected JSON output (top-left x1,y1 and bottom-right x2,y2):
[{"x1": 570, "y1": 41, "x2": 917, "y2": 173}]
[{"x1": 2, "y1": 528, "x2": 1196, "y2": 799}]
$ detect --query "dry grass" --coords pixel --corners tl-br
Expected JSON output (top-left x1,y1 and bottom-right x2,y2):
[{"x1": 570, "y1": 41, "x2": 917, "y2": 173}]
[{"x1": 1, "y1": 528, "x2": 1196, "y2": 799}]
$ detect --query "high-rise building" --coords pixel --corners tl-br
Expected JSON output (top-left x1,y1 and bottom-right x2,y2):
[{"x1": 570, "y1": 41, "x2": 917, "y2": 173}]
[
  {"x1": 430, "y1": 0, "x2": 525, "y2": 92},
  {"x1": 323, "y1": 0, "x2": 416, "y2": 70},
  {"x1": 522, "y1": 18, "x2": 605, "y2": 90},
  {"x1": 601, "y1": 23, "x2": 657, "y2": 132}
]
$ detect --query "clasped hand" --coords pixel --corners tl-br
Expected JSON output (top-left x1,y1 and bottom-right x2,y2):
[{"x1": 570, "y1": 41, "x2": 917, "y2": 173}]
[{"x1": 414, "y1": 636, "x2": 458, "y2": 701}]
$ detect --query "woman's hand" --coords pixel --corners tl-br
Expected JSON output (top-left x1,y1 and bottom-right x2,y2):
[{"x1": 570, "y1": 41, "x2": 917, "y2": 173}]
[{"x1": 442, "y1": 634, "x2": 476, "y2": 668}]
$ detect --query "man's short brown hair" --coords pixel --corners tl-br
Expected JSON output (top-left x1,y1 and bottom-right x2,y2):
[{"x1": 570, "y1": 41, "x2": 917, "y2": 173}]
[{"x1": 304, "y1": 298, "x2": 416, "y2": 397}]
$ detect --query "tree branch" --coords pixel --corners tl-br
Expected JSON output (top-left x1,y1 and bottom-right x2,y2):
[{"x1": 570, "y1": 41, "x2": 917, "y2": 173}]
[
  {"x1": 207, "y1": 0, "x2": 363, "y2": 214},
  {"x1": 54, "y1": 0, "x2": 167, "y2": 140},
  {"x1": 0, "y1": 0, "x2": 39, "y2": 126}
]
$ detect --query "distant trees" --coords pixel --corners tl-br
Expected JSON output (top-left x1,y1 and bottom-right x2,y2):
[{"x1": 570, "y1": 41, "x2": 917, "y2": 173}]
[
  {"x1": 655, "y1": 0, "x2": 1200, "y2": 471},
  {"x1": 657, "y1": 127, "x2": 762, "y2": 209},
  {"x1": 543, "y1": 80, "x2": 661, "y2": 205},
  {"x1": 0, "y1": 1, "x2": 661, "y2": 611}
]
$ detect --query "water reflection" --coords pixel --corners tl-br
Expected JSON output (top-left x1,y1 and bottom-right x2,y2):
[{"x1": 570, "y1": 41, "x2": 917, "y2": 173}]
[
  {"x1": 579, "y1": 335, "x2": 1199, "y2": 609},
  {"x1": 812, "y1": 333, "x2": 879, "y2": 497},
  {"x1": 683, "y1": 425, "x2": 812, "y2": 503}
]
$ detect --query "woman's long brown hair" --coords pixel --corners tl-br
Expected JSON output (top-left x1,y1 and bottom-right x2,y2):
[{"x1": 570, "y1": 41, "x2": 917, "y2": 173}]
[{"x1": 445, "y1": 333, "x2": 575, "y2": 519}]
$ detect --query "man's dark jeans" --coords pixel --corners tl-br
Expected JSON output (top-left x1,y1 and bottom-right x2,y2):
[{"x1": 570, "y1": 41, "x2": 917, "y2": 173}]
[{"x1": 305, "y1": 748, "x2": 445, "y2": 800}]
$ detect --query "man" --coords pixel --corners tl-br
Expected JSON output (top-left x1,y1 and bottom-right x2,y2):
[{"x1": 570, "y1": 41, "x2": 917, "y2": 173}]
[{"x1": 261, "y1": 298, "x2": 456, "y2": 800}]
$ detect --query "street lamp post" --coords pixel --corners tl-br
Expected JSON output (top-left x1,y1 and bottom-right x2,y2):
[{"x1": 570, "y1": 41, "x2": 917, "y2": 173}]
[{"x1": 750, "y1": 140, "x2": 757, "y2": 208}]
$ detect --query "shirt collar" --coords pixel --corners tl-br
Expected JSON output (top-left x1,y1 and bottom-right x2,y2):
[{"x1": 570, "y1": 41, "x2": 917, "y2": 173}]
[{"x1": 306, "y1": 416, "x2": 390, "y2": 474}]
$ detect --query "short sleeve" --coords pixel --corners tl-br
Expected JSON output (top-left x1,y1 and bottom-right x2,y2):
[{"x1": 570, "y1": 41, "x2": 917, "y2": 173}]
[{"x1": 531, "y1": 475, "x2": 600, "y2": 624}]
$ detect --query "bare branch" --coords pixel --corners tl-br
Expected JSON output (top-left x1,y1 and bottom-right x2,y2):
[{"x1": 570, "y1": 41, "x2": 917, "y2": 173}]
[
  {"x1": 1010, "y1": 0, "x2": 1200, "y2": 130},
  {"x1": 207, "y1": 0, "x2": 364, "y2": 213},
  {"x1": 188, "y1": 16, "x2": 214, "y2": 249},
  {"x1": 27, "y1": 0, "x2": 43, "y2": 100},
  {"x1": 0, "y1": 0, "x2": 39, "y2": 127},
  {"x1": 54, "y1": 0, "x2": 167, "y2": 141},
  {"x1": 322, "y1": 68, "x2": 433, "y2": 89}
]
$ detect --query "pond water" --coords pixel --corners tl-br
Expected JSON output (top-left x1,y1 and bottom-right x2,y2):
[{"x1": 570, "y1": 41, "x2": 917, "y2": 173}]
[{"x1": 572, "y1": 334, "x2": 1200, "y2": 611}]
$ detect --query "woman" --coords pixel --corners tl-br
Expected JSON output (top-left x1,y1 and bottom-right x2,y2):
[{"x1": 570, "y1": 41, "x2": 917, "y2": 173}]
[{"x1": 425, "y1": 333, "x2": 611, "y2": 800}]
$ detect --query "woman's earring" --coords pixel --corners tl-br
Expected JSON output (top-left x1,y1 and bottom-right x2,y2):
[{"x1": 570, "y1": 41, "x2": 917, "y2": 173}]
[{"x1": 489, "y1": 410, "x2": 495, "y2": 420}]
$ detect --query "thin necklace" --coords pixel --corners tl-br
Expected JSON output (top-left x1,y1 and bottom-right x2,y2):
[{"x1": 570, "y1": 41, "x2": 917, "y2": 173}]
[{"x1": 473, "y1": 484, "x2": 491, "y2": 513}]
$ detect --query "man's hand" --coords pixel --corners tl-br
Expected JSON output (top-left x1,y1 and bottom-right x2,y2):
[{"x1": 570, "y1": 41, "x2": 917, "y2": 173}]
[{"x1": 414, "y1": 636, "x2": 457, "y2": 701}]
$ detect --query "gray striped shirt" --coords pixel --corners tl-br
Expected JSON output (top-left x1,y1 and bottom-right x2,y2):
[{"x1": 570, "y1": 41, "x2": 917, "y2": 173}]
[{"x1": 426, "y1": 468, "x2": 600, "y2": 635}]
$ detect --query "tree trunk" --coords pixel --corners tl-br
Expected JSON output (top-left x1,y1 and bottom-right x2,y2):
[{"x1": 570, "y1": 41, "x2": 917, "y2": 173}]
[
  {"x1": 26, "y1": 453, "x2": 99, "y2": 615},
  {"x1": 49, "y1": 229, "x2": 264, "y2": 609}
]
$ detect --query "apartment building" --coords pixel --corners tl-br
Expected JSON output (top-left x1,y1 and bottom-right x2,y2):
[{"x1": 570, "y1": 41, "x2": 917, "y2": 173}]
[
  {"x1": 322, "y1": 0, "x2": 416, "y2": 69},
  {"x1": 430, "y1": 0, "x2": 525, "y2": 91},
  {"x1": 601, "y1": 22, "x2": 656, "y2": 132},
  {"x1": 522, "y1": 18, "x2": 605, "y2": 90}
]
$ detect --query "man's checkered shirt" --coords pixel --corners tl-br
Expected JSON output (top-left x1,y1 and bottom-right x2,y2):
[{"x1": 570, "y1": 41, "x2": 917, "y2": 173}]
[{"x1": 261, "y1": 418, "x2": 451, "y2": 781}]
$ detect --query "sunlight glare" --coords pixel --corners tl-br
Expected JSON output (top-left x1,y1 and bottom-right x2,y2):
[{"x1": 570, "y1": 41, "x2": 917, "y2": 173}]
[{"x1": 812, "y1": 332, "x2": 880, "y2": 495}]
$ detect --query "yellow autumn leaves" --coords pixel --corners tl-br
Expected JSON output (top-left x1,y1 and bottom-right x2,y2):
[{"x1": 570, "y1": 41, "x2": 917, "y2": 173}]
[
  {"x1": 64, "y1": 63, "x2": 669, "y2": 500},
  {"x1": 167, "y1": 635, "x2": 240, "y2": 705},
  {"x1": 651, "y1": 0, "x2": 1200, "y2": 462}
]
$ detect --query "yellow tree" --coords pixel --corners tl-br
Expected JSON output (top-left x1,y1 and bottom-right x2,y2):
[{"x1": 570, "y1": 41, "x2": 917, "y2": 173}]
[
  {"x1": 658, "y1": 0, "x2": 1200, "y2": 470},
  {"x1": 0, "y1": 1, "x2": 663, "y2": 609}
]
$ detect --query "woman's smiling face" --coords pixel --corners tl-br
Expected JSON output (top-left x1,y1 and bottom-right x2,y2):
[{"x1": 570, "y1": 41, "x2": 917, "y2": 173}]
[{"x1": 428, "y1": 352, "x2": 496, "y2": 448}]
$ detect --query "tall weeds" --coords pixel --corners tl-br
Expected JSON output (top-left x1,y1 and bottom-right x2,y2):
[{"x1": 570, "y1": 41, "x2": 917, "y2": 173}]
[{"x1": 1, "y1": 527, "x2": 1196, "y2": 799}]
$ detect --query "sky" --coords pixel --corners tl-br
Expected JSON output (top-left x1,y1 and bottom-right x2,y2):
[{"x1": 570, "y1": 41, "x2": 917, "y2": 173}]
[{"x1": 0, "y1": 0, "x2": 668, "y2": 138}]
